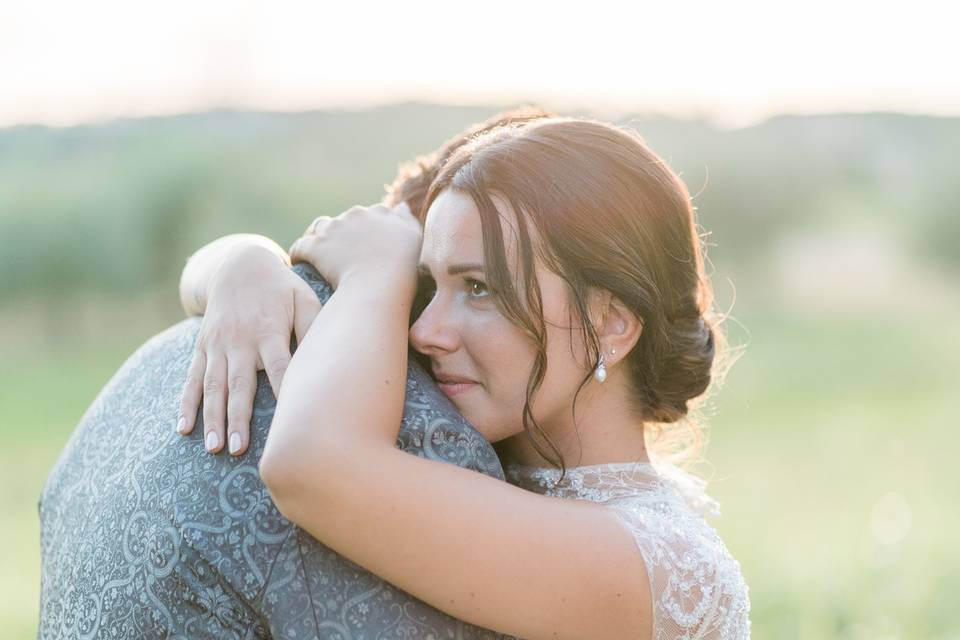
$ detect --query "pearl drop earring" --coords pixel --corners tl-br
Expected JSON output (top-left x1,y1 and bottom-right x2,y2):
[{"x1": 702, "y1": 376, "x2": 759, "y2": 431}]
[{"x1": 594, "y1": 353, "x2": 607, "y2": 383}]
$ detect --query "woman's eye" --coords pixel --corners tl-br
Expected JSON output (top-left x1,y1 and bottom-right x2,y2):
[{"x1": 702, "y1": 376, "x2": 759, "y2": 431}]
[
  {"x1": 417, "y1": 276, "x2": 437, "y2": 301},
  {"x1": 466, "y1": 278, "x2": 490, "y2": 298},
  {"x1": 417, "y1": 276, "x2": 490, "y2": 302}
]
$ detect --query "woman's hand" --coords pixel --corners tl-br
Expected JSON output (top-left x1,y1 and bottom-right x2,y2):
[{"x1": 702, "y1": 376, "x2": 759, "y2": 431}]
[
  {"x1": 177, "y1": 244, "x2": 323, "y2": 456},
  {"x1": 290, "y1": 202, "x2": 421, "y2": 291},
  {"x1": 179, "y1": 234, "x2": 290, "y2": 317}
]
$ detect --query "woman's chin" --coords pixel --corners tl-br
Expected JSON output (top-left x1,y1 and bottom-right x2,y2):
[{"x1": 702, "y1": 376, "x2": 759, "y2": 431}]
[
  {"x1": 439, "y1": 389, "x2": 508, "y2": 443},
  {"x1": 472, "y1": 419, "x2": 515, "y2": 446},
  {"x1": 454, "y1": 407, "x2": 492, "y2": 441}
]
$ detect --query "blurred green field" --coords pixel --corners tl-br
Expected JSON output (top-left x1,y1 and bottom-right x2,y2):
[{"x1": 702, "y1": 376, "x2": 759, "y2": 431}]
[
  {"x1": 3, "y1": 303, "x2": 957, "y2": 639},
  {"x1": 3, "y1": 104, "x2": 959, "y2": 639}
]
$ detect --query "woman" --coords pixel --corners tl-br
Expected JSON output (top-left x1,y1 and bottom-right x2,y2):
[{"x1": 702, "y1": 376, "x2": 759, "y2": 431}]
[{"x1": 176, "y1": 116, "x2": 751, "y2": 639}]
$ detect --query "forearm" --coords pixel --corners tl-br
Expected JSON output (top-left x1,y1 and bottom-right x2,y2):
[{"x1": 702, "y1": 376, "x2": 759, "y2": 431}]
[
  {"x1": 179, "y1": 234, "x2": 290, "y2": 316},
  {"x1": 259, "y1": 270, "x2": 416, "y2": 509}
]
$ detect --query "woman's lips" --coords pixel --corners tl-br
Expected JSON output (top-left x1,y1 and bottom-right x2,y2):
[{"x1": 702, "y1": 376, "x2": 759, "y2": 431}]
[{"x1": 437, "y1": 381, "x2": 478, "y2": 397}]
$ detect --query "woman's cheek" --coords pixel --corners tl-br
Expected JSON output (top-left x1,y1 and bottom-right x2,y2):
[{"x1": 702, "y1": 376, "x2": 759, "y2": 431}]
[{"x1": 473, "y1": 309, "x2": 538, "y2": 427}]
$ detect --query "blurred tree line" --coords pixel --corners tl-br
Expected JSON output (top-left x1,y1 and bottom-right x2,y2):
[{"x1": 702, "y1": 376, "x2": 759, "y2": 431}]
[{"x1": 1, "y1": 103, "x2": 957, "y2": 311}]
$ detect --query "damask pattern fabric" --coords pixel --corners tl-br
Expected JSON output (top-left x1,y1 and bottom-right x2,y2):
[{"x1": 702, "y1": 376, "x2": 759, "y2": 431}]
[
  {"x1": 504, "y1": 460, "x2": 752, "y2": 640},
  {"x1": 38, "y1": 264, "x2": 514, "y2": 639}
]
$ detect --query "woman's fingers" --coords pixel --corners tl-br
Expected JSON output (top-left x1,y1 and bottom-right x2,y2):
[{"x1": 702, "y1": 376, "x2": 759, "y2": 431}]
[
  {"x1": 305, "y1": 214, "x2": 331, "y2": 236},
  {"x1": 258, "y1": 336, "x2": 291, "y2": 399},
  {"x1": 225, "y1": 350, "x2": 257, "y2": 456},
  {"x1": 177, "y1": 349, "x2": 207, "y2": 434},
  {"x1": 293, "y1": 287, "x2": 322, "y2": 349},
  {"x1": 202, "y1": 352, "x2": 228, "y2": 453},
  {"x1": 288, "y1": 235, "x2": 315, "y2": 264}
]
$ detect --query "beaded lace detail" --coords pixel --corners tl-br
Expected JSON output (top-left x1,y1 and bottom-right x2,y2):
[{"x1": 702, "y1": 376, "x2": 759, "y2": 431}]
[{"x1": 505, "y1": 459, "x2": 751, "y2": 639}]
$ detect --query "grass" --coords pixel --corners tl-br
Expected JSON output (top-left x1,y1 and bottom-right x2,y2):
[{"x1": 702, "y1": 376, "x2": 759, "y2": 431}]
[
  {"x1": 0, "y1": 339, "x2": 148, "y2": 640},
  {"x1": 702, "y1": 306, "x2": 960, "y2": 639},
  {"x1": 2, "y1": 305, "x2": 958, "y2": 639}
]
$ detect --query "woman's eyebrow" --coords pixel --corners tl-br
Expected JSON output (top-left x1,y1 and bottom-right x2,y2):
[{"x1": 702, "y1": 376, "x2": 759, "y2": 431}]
[{"x1": 417, "y1": 263, "x2": 485, "y2": 277}]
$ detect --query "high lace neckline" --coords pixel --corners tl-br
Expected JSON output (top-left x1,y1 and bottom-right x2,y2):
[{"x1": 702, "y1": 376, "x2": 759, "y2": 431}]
[{"x1": 504, "y1": 458, "x2": 722, "y2": 518}]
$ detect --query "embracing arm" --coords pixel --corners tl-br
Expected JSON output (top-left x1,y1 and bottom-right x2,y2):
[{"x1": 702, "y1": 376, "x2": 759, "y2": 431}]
[
  {"x1": 259, "y1": 270, "x2": 415, "y2": 487},
  {"x1": 179, "y1": 234, "x2": 290, "y2": 316},
  {"x1": 258, "y1": 268, "x2": 652, "y2": 640}
]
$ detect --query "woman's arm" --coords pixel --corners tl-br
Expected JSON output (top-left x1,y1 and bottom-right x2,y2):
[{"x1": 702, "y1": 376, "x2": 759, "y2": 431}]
[
  {"x1": 259, "y1": 203, "x2": 422, "y2": 475},
  {"x1": 179, "y1": 234, "x2": 290, "y2": 317},
  {"x1": 258, "y1": 206, "x2": 651, "y2": 639},
  {"x1": 259, "y1": 269, "x2": 651, "y2": 640},
  {"x1": 260, "y1": 268, "x2": 415, "y2": 485}
]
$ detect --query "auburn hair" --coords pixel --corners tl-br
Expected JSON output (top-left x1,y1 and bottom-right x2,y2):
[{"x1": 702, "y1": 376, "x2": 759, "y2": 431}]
[{"x1": 416, "y1": 116, "x2": 734, "y2": 477}]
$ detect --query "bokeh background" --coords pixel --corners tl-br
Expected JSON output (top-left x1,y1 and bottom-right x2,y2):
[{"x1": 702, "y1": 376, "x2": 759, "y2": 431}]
[{"x1": 2, "y1": 2, "x2": 958, "y2": 638}]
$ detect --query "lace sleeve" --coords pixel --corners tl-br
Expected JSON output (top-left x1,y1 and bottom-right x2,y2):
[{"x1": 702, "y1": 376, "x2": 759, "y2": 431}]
[{"x1": 606, "y1": 500, "x2": 751, "y2": 639}]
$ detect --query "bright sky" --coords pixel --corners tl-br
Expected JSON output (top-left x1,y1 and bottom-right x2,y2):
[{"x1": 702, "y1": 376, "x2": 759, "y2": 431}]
[{"x1": 1, "y1": 0, "x2": 958, "y2": 129}]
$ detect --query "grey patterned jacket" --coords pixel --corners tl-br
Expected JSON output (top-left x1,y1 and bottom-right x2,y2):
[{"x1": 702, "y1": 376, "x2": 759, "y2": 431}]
[{"x1": 38, "y1": 263, "x2": 513, "y2": 639}]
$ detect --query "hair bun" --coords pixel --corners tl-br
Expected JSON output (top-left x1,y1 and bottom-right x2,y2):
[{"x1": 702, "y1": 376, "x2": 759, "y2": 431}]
[{"x1": 641, "y1": 315, "x2": 715, "y2": 423}]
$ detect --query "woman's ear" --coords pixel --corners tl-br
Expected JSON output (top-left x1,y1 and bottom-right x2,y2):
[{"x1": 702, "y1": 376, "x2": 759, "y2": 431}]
[{"x1": 596, "y1": 293, "x2": 643, "y2": 367}]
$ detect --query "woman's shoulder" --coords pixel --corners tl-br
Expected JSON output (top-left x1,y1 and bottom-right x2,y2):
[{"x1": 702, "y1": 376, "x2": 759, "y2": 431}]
[
  {"x1": 504, "y1": 457, "x2": 751, "y2": 636},
  {"x1": 605, "y1": 471, "x2": 752, "y2": 639}
]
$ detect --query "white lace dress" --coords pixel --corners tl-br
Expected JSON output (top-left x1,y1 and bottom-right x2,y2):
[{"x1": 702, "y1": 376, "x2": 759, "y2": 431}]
[{"x1": 504, "y1": 459, "x2": 752, "y2": 639}]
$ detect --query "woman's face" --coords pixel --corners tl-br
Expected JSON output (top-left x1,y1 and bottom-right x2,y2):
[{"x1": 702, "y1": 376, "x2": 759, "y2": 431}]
[{"x1": 409, "y1": 188, "x2": 594, "y2": 443}]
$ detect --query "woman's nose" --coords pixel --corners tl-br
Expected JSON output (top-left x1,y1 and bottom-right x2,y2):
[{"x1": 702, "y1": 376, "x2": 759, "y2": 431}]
[{"x1": 409, "y1": 296, "x2": 460, "y2": 356}]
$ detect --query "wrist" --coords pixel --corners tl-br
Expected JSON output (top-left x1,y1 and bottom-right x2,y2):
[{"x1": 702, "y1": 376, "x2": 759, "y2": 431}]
[
  {"x1": 211, "y1": 244, "x2": 290, "y2": 296},
  {"x1": 224, "y1": 243, "x2": 290, "y2": 269},
  {"x1": 180, "y1": 234, "x2": 291, "y2": 317},
  {"x1": 229, "y1": 234, "x2": 291, "y2": 266},
  {"x1": 339, "y1": 265, "x2": 418, "y2": 304}
]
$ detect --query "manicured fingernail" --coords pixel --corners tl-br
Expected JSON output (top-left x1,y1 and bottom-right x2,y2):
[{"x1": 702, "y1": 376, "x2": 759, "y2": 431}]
[
  {"x1": 176, "y1": 416, "x2": 187, "y2": 434},
  {"x1": 205, "y1": 431, "x2": 219, "y2": 452},
  {"x1": 229, "y1": 432, "x2": 242, "y2": 455}
]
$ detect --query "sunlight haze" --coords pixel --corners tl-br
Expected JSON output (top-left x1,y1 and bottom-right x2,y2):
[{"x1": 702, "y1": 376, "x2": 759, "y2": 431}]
[{"x1": 1, "y1": 0, "x2": 957, "y2": 128}]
